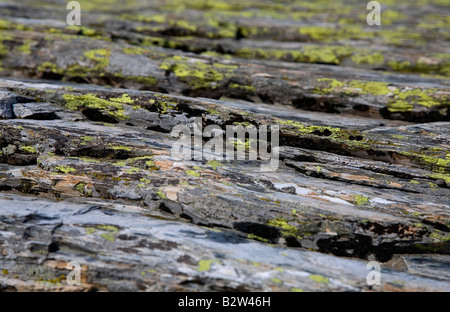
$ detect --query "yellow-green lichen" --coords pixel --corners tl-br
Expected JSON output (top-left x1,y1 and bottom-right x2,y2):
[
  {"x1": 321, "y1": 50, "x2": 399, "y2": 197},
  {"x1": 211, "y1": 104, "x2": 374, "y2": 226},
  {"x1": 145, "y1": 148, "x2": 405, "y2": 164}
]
[
  {"x1": 185, "y1": 170, "x2": 201, "y2": 177},
  {"x1": 267, "y1": 218, "x2": 302, "y2": 239},
  {"x1": 139, "y1": 177, "x2": 152, "y2": 185},
  {"x1": 55, "y1": 166, "x2": 76, "y2": 174},
  {"x1": 388, "y1": 60, "x2": 412, "y2": 72},
  {"x1": 201, "y1": 51, "x2": 232, "y2": 59},
  {"x1": 197, "y1": 259, "x2": 220, "y2": 272},
  {"x1": 85, "y1": 227, "x2": 97, "y2": 234},
  {"x1": 108, "y1": 144, "x2": 132, "y2": 152},
  {"x1": 172, "y1": 20, "x2": 197, "y2": 32},
  {"x1": 124, "y1": 13, "x2": 167, "y2": 24},
  {"x1": 207, "y1": 160, "x2": 222, "y2": 170},
  {"x1": 115, "y1": 156, "x2": 158, "y2": 170},
  {"x1": 400, "y1": 151, "x2": 449, "y2": 173},
  {"x1": 20, "y1": 146, "x2": 37, "y2": 154},
  {"x1": 315, "y1": 78, "x2": 446, "y2": 111},
  {"x1": 83, "y1": 49, "x2": 111, "y2": 72},
  {"x1": 37, "y1": 274, "x2": 66, "y2": 286},
  {"x1": 206, "y1": 108, "x2": 221, "y2": 115},
  {"x1": 0, "y1": 19, "x2": 10, "y2": 30},
  {"x1": 309, "y1": 274, "x2": 330, "y2": 284},
  {"x1": 429, "y1": 230, "x2": 450, "y2": 242},
  {"x1": 351, "y1": 52, "x2": 384, "y2": 65},
  {"x1": 125, "y1": 167, "x2": 140, "y2": 174},
  {"x1": 66, "y1": 25, "x2": 100, "y2": 37},
  {"x1": 160, "y1": 56, "x2": 238, "y2": 89},
  {"x1": 353, "y1": 194, "x2": 369, "y2": 206},
  {"x1": 37, "y1": 62, "x2": 64, "y2": 75},
  {"x1": 80, "y1": 136, "x2": 94, "y2": 144},
  {"x1": 247, "y1": 234, "x2": 270, "y2": 243},
  {"x1": 127, "y1": 75, "x2": 159, "y2": 86},
  {"x1": 39, "y1": 48, "x2": 111, "y2": 78},
  {"x1": 17, "y1": 39, "x2": 32, "y2": 54},
  {"x1": 63, "y1": 93, "x2": 130, "y2": 120},
  {"x1": 302, "y1": 46, "x2": 353, "y2": 64},
  {"x1": 347, "y1": 81, "x2": 391, "y2": 96},
  {"x1": 109, "y1": 94, "x2": 134, "y2": 104},
  {"x1": 156, "y1": 190, "x2": 167, "y2": 199},
  {"x1": 299, "y1": 26, "x2": 335, "y2": 41},
  {"x1": 277, "y1": 119, "x2": 369, "y2": 149},
  {"x1": 387, "y1": 100, "x2": 415, "y2": 113},
  {"x1": 237, "y1": 45, "x2": 354, "y2": 65},
  {"x1": 74, "y1": 182, "x2": 86, "y2": 193},
  {"x1": 98, "y1": 225, "x2": 119, "y2": 242},
  {"x1": 122, "y1": 46, "x2": 148, "y2": 55},
  {"x1": 229, "y1": 83, "x2": 256, "y2": 92},
  {"x1": 74, "y1": 182, "x2": 92, "y2": 197},
  {"x1": 429, "y1": 173, "x2": 450, "y2": 183}
]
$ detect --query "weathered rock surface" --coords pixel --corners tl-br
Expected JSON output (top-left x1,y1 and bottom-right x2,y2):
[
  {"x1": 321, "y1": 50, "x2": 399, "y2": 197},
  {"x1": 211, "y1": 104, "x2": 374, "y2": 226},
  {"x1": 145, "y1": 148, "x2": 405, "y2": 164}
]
[
  {"x1": 0, "y1": 0, "x2": 449, "y2": 292},
  {"x1": 1, "y1": 193, "x2": 449, "y2": 292}
]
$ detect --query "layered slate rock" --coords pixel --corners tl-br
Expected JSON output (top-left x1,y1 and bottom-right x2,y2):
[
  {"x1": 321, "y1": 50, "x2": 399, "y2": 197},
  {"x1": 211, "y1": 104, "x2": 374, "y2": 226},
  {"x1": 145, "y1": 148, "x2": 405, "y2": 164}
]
[
  {"x1": 0, "y1": 0, "x2": 449, "y2": 291},
  {"x1": 0, "y1": 0, "x2": 449, "y2": 122},
  {"x1": 1, "y1": 193, "x2": 449, "y2": 292}
]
